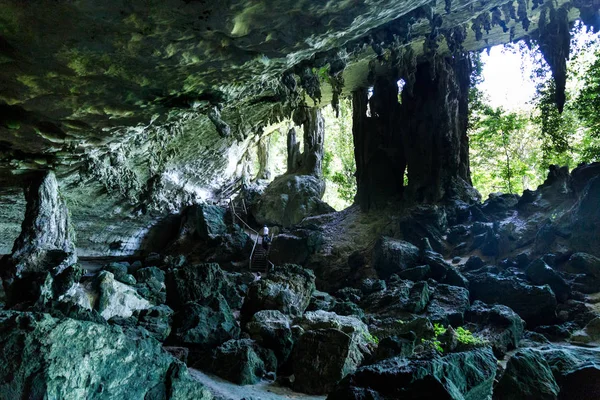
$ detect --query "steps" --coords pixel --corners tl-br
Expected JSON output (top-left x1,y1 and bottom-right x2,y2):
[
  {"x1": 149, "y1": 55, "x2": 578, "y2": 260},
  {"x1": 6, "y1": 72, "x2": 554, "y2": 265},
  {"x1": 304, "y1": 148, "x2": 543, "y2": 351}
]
[{"x1": 250, "y1": 239, "x2": 270, "y2": 274}]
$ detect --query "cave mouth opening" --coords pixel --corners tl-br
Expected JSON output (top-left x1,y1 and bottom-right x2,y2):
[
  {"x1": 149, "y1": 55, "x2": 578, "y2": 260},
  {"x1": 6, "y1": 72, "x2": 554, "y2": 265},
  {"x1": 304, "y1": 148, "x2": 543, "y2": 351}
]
[{"x1": 469, "y1": 22, "x2": 600, "y2": 200}]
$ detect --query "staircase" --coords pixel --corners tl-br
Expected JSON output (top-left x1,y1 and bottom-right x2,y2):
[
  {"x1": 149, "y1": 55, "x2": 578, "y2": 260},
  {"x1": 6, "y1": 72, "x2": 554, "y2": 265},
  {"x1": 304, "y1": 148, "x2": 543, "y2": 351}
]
[{"x1": 250, "y1": 239, "x2": 270, "y2": 274}]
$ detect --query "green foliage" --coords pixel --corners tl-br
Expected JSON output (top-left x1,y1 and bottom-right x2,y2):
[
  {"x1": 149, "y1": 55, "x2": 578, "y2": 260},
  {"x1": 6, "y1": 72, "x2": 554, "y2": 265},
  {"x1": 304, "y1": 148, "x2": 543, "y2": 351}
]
[
  {"x1": 434, "y1": 323, "x2": 447, "y2": 336},
  {"x1": 421, "y1": 337, "x2": 444, "y2": 353},
  {"x1": 363, "y1": 331, "x2": 379, "y2": 345},
  {"x1": 469, "y1": 105, "x2": 541, "y2": 198},
  {"x1": 455, "y1": 327, "x2": 486, "y2": 346},
  {"x1": 322, "y1": 97, "x2": 357, "y2": 210}
]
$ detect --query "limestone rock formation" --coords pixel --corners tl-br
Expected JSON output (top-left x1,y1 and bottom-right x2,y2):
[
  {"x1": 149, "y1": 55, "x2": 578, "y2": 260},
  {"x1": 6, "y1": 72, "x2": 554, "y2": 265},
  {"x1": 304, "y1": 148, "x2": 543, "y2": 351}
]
[
  {"x1": 1, "y1": 171, "x2": 76, "y2": 305},
  {"x1": 328, "y1": 347, "x2": 497, "y2": 399},
  {"x1": 241, "y1": 264, "x2": 316, "y2": 320},
  {"x1": 0, "y1": 311, "x2": 212, "y2": 400}
]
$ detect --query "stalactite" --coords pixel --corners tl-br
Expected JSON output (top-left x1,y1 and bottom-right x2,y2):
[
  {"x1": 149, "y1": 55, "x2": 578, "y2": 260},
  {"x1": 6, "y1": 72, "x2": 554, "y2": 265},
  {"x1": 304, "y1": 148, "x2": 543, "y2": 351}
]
[
  {"x1": 444, "y1": 25, "x2": 468, "y2": 55},
  {"x1": 491, "y1": 7, "x2": 508, "y2": 32},
  {"x1": 538, "y1": 5, "x2": 571, "y2": 113},
  {"x1": 517, "y1": 0, "x2": 531, "y2": 31},
  {"x1": 299, "y1": 66, "x2": 322, "y2": 105},
  {"x1": 502, "y1": 2, "x2": 517, "y2": 22}
]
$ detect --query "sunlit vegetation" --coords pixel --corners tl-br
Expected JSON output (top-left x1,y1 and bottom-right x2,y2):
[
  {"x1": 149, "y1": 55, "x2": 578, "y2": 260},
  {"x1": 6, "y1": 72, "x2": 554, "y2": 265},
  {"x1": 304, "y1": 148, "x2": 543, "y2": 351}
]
[
  {"x1": 469, "y1": 23, "x2": 600, "y2": 200},
  {"x1": 322, "y1": 98, "x2": 357, "y2": 210}
]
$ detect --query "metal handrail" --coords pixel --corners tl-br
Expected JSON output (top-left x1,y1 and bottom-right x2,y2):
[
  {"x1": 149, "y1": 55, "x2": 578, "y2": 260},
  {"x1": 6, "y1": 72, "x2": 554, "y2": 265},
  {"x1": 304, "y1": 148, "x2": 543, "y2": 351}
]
[{"x1": 229, "y1": 198, "x2": 266, "y2": 272}]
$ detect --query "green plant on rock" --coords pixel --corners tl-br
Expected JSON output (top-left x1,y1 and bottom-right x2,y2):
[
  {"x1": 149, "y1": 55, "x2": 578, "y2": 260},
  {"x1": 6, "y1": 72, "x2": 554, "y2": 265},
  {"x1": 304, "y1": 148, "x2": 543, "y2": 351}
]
[
  {"x1": 421, "y1": 337, "x2": 444, "y2": 353},
  {"x1": 363, "y1": 332, "x2": 379, "y2": 345},
  {"x1": 434, "y1": 323, "x2": 447, "y2": 336},
  {"x1": 455, "y1": 326, "x2": 487, "y2": 346}
]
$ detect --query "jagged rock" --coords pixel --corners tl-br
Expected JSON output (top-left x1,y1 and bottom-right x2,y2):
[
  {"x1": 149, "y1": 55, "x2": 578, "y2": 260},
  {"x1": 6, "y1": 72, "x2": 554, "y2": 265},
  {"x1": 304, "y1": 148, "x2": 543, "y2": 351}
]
[
  {"x1": 135, "y1": 266, "x2": 167, "y2": 305},
  {"x1": 0, "y1": 311, "x2": 211, "y2": 399},
  {"x1": 307, "y1": 290, "x2": 336, "y2": 311},
  {"x1": 241, "y1": 264, "x2": 315, "y2": 320},
  {"x1": 569, "y1": 176, "x2": 600, "y2": 256},
  {"x1": 95, "y1": 271, "x2": 151, "y2": 320},
  {"x1": 465, "y1": 301, "x2": 525, "y2": 357},
  {"x1": 567, "y1": 252, "x2": 600, "y2": 278},
  {"x1": 253, "y1": 174, "x2": 334, "y2": 227},
  {"x1": 372, "y1": 237, "x2": 420, "y2": 279},
  {"x1": 467, "y1": 273, "x2": 557, "y2": 326},
  {"x1": 398, "y1": 205, "x2": 448, "y2": 254},
  {"x1": 493, "y1": 348, "x2": 559, "y2": 400},
  {"x1": 360, "y1": 278, "x2": 387, "y2": 295},
  {"x1": 395, "y1": 317, "x2": 436, "y2": 341},
  {"x1": 291, "y1": 328, "x2": 365, "y2": 395},
  {"x1": 332, "y1": 301, "x2": 365, "y2": 320},
  {"x1": 397, "y1": 264, "x2": 431, "y2": 281},
  {"x1": 463, "y1": 255, "x2": 485, "y2": 272},
  {"x1": 134, "y1": 304, "x2": 174, "y2": 342},
  {"x1": 362, "y1": 279, "x2": 430, "y2": 316},
  {"x1": 447, "y1": 224, "x2": 470, "y2": 245},
  {"x1": 372, "y1": 334, "x2": 415, "y2": 362},
  {"x1": 336, "y1": 287, "x2": 362, "y2": 303},
  {"x1": 1, "y1": 172, "x2": 77, "y2": 306},
  {"x1": 246, "y1": 310, "x2": 294, "y2": 364},
  {"x1": 269, "y1": 229, "x2": 324, "y2": 266},
  {"x1": 328, "y1": 347, "x2": 497, "y2": 399},
  {"x1": 181, "y1": 204, "x2": 227, "y2": 240},
  {"x1": 526, "y1": 259, "x2": 570, "y2": 302},
  {"x1": 104, "y1": 262, "x2": 136, "y2": 285},
  {"x1": 570, "y1": 162, "x2": 600, "y2": 193},
  {"x1": 570, "y1": 317, "x2": 600, "y2": 344},
  {"x1": 426, "y1": 284, "x2": 470, "y2": 326},
  {"x1": 297, "y1": 311, "x2": 370, "y2": 342},
  {"x1": 166, "y1": 263, "x2": 240, "y2": 310},
  {"x1": 481, "y1": 193, "x2": 519, "y2": 215},
  {"x1": 172, "y1": 295, "x2": 239, "y2": 348},
  {"x1": 211, "y1": 339, "x2": 277, "y2": 385},
  {"x1": 164, "y1": 346, "x2": 189, "y2": 365}
]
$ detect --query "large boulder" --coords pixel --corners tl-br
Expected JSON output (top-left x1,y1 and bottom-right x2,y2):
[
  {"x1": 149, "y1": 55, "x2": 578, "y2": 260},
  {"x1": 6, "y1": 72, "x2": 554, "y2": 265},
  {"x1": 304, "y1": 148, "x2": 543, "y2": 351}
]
[
  {"x1": 269, "y1": 229, "x2": 324, "y2": 266},
  {"x1": 493, "y1": 348, "x2": 560, "y2": 400},
  {"x1": 397, "y1": 205, "x2": 448, "y2": 254},
  {"x1": 526, "y1": 259, "x2": 570, "y2": 302},
  {"x1": 241, "y1": 264, "x2": 315, "y2": 320},
  {"x1": 166, "y1": 263, "x2": 240, "y2": 309},
  {"x1": 291, "y1": 328, "x2": 365, "y2": 395},
  {"x1": 253, "y1": 174, "x2": 334, "y2": 227},
  {"x1": 567, "y1": 252, "x2": 600, "y2": 278},
  {"x1": 426, "y1": 284, "x2": 471, "y2": 326},
  {"x1": 172, "y1": 295, "x2": 239, "y2": 348},
  {"x1": 467, "y1": 273, "x2": 557, "y2": 326},
  {"x1": 328, "y1": 347, "x2": 497, "y2": 400},
  {"x1": 464, "y1": 301, "x2": 525, "y2": 357},
  {"x1": 95, "y1": 271, "x2": 151, "y2": 320},
  {"x1": 246, "y1": 310, "x2": 294, "y2": 364},
  {"x1": 135, "y1": 266, "x2": 167, "y2": 305},
  {"x1": 291, "y1": 311, "x2": 372, "y2": 394},
  {"x1": 134, "y1": 305, "x2": 174, "y2": 342},
  {"x1": 0, "y1": 311, "x2": 211, "y2": 399},
  {"x1": 210, "y1": 339, "x2": 277, "y2": 385},
  {"x1": 362, "y1": 279, "x2": 431, "y2": 316},
  {"x1": 372, "y1": 237, "x2": 420, "y2": 279}
]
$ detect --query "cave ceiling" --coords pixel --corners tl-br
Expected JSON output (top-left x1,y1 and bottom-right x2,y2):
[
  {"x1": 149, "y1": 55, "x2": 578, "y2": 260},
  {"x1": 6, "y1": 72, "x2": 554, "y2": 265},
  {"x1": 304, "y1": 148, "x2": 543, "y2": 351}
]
[{"x1": 0, "y1": 0, "x2": 597, "y2": 254}]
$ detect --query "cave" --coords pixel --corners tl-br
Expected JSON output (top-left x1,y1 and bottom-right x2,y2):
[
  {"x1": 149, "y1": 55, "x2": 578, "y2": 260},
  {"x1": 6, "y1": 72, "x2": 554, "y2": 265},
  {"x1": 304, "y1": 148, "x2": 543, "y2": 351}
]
[{"x1": 1, "y1": 1, "x2": 600, "y2": 399}]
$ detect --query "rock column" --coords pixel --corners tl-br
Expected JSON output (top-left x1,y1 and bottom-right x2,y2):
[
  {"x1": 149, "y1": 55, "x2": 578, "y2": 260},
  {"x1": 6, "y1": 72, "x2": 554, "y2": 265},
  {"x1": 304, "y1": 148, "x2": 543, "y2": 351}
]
[
  {"x1": 352, "y1": 75, "x2": 406, "y2": 211},
  {"x1": 400, "y1": 56, "x2": 473, "y2": 203},
  {"x1": 1, "y1": 171, "x2": 77, "y2": 305}
]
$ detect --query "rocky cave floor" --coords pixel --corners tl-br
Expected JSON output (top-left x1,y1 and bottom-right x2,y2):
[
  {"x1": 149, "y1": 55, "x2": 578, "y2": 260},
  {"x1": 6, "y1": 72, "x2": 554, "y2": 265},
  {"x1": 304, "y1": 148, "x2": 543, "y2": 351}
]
[{"x1": 1, "y1": 163, "x2": 600, "y2": 399}]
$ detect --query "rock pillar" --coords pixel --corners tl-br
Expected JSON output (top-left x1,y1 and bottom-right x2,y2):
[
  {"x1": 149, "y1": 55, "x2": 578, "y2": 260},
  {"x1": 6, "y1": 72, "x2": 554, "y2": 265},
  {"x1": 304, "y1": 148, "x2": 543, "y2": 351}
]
[
  {"x1": 352, "y1": 75, "x2": 406, "y2": 211},
  {"x1": 1, "y1": 171, "x2": 77, "y2": 305},
  {"x1": 401, "y1": 55, "x2": 474, "y2": 204}
]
